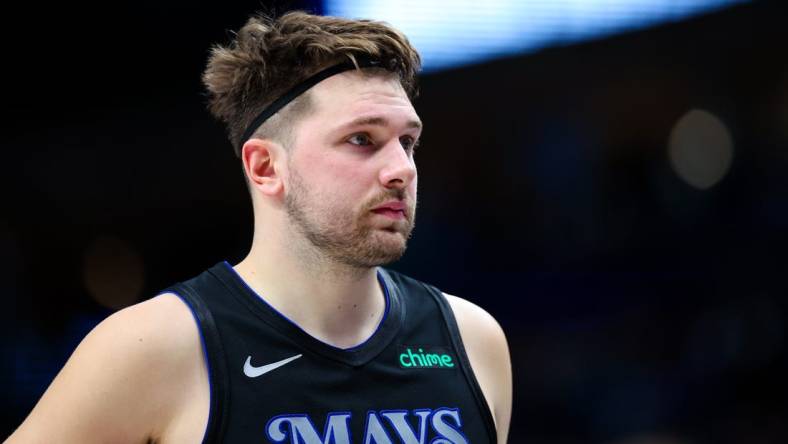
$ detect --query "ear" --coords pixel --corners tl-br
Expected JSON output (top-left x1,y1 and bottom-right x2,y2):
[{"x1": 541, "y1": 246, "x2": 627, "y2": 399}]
[{"x1": 241, "y1": 138, "x2": 285, "y2": 197}]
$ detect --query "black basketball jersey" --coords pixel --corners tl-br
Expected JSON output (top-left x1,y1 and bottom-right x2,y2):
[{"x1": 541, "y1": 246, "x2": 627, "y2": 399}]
[{"x1": 164, "y1": 261, "x2": 496, "y2": 444}]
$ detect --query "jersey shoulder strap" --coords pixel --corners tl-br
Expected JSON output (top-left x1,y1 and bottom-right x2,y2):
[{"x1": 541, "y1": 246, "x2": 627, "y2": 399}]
[
  {"x1": 164, "y1": 273, "x2": 230, "y2": 444},
  {"x1": 380, "y1": 269, "x2": 498, "y2": 443}
]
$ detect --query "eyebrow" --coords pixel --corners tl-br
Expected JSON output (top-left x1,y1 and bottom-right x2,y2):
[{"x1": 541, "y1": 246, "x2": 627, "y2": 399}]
[{"x1": 337, "y1": 116, "x2": 422, "y2": 132}]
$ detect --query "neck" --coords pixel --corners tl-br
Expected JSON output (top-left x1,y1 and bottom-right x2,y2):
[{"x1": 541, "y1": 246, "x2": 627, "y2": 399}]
[{"x1": 233, "y1": 223, "x2": 386, "y2": 349}]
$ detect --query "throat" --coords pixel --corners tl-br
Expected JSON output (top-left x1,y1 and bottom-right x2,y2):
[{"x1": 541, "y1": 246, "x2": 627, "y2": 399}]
[
  {"x1": 317, "y1": 283, "x2": 389, "y2": 349},
  {"x1": 231, "y1": 258, "x2": 389, "y2": 349}
]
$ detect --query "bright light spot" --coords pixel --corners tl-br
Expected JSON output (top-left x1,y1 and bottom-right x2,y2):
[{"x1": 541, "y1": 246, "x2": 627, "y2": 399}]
[
  {"x1": 83, "y1": 235, "x2": 145, "y2": 310},
  {"x1": 668, "y1": 109, "x2": 734, "y2": 190},
  {"x1": 325, "y1": 0, "x2": 749, "y2": 72}
]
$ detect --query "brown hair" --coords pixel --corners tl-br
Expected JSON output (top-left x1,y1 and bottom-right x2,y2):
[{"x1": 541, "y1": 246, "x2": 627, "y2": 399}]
[{"x1": 202, "y1": 11, "x2": 421, "y2": 156}]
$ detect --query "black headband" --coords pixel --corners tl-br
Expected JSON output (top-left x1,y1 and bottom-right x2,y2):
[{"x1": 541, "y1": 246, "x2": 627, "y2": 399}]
[{"x1": 238, "y1": 57, "x2": 386, "y2": 154}]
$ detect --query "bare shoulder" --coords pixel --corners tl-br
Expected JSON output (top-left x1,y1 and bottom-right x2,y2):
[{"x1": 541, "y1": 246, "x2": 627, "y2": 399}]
[
  {"x1": 444, "y1": 294, "x2": 506, "y2": 341},
  {"x1": 7, "y1": 293, "x2": 204, "y2": 444},
  {"x1": 443, "y1": 293, "x2": 512, "y2": 444},
  {"x1": 442, "y1": 294, "x2": 510, "y2": 375}
]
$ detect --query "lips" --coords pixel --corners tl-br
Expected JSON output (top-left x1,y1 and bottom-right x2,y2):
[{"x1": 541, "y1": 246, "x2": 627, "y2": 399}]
[
  {"x1": 373, "y1": 201, "x2": 406, "y2": 212},
  {"x1": 371, "y1": 200, "x2": 408, "y2": 219}
]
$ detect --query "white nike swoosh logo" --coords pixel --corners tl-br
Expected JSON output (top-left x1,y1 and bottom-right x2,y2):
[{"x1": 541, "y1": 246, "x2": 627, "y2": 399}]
[{"x1": 243, "y1": 354, "x2": 302, "y2": 378}]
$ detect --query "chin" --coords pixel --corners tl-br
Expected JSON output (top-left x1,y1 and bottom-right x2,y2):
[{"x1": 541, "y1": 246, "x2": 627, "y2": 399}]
[
  {"x1": 346, "y1": 232, "x2": 408, "y2": 267},
  {"x1": 372, "y1": 236, "x2": 409, "y2": 265}
]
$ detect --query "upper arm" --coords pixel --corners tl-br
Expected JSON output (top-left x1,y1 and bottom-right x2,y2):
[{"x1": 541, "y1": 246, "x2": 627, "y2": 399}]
[
  {"x1": 444, "y1": 293, "x2": 512, "y2": 444},
  {"x1": 7, "y1": 293, "x2": 203, "y2": 444}
]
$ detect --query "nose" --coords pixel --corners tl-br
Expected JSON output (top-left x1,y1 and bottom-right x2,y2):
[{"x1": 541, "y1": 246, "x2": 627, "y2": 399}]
[{"x1": 378, "y1": 140, "x2": 417, "y2": 190}]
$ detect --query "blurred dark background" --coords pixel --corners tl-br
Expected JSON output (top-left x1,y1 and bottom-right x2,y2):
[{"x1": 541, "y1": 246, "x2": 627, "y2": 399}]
[{"x1": 2, "y1": 1, "x2": 787, "y2": 443}]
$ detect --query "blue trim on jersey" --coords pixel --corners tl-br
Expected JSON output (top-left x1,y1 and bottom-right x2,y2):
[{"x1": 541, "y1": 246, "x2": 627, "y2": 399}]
[
  {"x1": 163, "y1": 291, "x2": 213, "y2": 444},
  {"x1": 221, "y1": 260, "x2": 391, "y2": 352}
]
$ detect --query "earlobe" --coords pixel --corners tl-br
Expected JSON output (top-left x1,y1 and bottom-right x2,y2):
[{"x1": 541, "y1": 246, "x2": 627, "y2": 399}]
[{"x1": 242, "y1": 138, "x2": 284, "y2": 196}]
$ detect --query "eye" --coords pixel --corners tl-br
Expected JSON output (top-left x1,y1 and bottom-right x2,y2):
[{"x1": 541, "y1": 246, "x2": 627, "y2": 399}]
[
  {"x1": 400, "y1": 135, "x2": 419, "y2": 153},
  {"x1": 347, "y1": 133, "x2": 374, "y2": 147}
]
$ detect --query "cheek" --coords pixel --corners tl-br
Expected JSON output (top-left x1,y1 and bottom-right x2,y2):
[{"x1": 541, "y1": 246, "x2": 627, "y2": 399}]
[
  {"x1": 294, "y1": 161, "x2": 370, "y2": 210},
  {"x1": 289, "y1": 141, "x2": 382, "y2": 200},
  {"x1": 314, "y1": 157, "x2": 372, "y2": 191}
]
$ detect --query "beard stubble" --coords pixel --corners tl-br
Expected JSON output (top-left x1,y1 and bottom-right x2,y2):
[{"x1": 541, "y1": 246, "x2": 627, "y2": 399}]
[{"x1": 284, "y1": 168, "x2": 416, "y2": 268}]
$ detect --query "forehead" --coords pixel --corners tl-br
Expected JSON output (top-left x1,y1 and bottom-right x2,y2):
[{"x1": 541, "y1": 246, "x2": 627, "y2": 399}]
[{"x1": 305, "y1": 70, "x2": 420, "y2": 127}]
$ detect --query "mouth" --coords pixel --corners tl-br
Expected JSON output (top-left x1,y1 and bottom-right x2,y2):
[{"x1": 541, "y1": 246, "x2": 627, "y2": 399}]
[
  {"x1": 371, "y1": 208, "x2": 407, "y2": 220},
  {"x1": 371, "y1": 201, "x2": 408, "y2": 220}
]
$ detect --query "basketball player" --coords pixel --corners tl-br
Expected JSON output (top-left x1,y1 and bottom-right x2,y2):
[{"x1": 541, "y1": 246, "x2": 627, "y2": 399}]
[{"x1": 7, "y1": 11, "x2": 512, "y2": 444}]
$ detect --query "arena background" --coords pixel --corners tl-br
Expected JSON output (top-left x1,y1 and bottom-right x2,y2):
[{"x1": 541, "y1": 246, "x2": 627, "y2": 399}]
[{"x1": 2, "y1": 1, "x2": 787, "y2": 442}]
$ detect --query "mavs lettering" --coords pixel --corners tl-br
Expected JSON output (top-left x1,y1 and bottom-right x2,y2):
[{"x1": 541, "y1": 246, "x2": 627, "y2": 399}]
[{"x1": 265, "y1": 407, "x2": 468, "y2": 444}]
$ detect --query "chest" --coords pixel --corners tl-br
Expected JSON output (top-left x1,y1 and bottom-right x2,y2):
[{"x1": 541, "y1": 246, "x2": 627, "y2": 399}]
[
  {"x1": 169, "y1": 265, "x2": 496, "y2": 443},
  {"x1": 220, "y1": 343, "x2": 484, "y2": 444}
]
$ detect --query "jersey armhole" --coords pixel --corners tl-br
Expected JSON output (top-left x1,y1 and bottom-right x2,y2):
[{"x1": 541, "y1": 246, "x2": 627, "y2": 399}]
[
  {"x1": 165, "y1": 282, "x2": 230, "y2": 444},
  {"x1": 420, "y1": 283, "x2": 498, "y2": 443}
]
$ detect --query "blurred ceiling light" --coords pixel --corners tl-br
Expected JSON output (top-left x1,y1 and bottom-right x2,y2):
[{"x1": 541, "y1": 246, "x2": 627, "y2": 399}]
[
  {"x1": 83, "y1": 235, "x2": 145, "y2": 310},
  {"x1": 325, "y1": 0, "x2": 749, "y2": 72},
  {"x1": 668, "y1": 109, "x2": 734, "y2": 190}
]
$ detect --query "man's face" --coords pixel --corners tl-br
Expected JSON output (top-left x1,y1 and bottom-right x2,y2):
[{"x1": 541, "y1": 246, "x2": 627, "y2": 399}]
[{"x1": 283, "y1": 71, "x2": 421, "y2": 268}]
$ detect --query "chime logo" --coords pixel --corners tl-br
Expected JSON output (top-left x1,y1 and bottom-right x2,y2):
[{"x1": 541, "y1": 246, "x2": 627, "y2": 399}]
[{"x1": 398, "y1": 346, "x2": 456, "y2": 369}]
